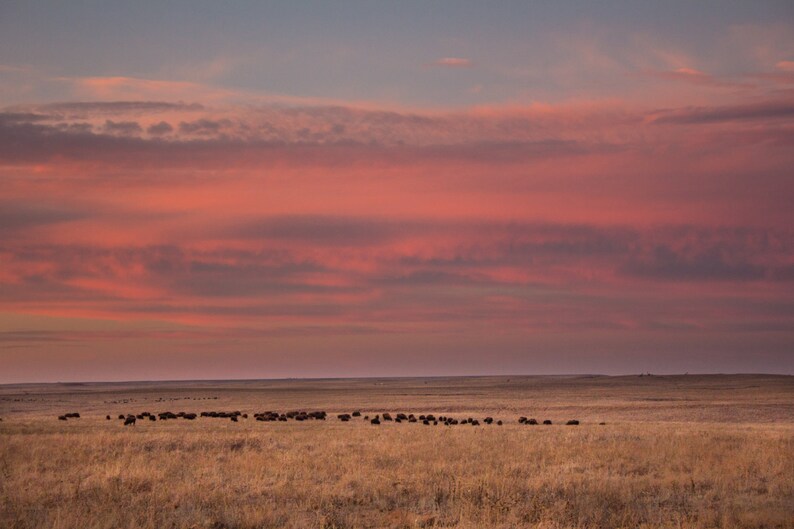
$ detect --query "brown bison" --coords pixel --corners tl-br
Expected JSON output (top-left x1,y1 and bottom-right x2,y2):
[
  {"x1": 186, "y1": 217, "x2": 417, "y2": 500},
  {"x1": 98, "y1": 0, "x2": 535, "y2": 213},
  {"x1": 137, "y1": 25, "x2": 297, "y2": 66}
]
[
  {"x1": 124, "y1": 415, "x2": 136, "y2": 426},
  {"x1": 543, "y1": 419, "x2": 552, "y2": 425},
  {"x1": 566, "y1": 420, "x2": 580, "y2": 425}
]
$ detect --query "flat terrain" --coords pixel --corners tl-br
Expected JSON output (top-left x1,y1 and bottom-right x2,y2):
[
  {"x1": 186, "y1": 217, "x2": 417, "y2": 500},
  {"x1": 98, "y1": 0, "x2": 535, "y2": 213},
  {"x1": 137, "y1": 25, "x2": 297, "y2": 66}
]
[{"x1": 1, "y1": 375, "x2": 792, "y2": 529}]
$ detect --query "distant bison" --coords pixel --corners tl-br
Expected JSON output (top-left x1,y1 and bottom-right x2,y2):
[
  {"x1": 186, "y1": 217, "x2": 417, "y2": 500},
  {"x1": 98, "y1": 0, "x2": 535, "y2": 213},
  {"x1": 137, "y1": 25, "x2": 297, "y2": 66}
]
[
  {"x1": 566, "y1": 420, "x2": 580, "y2": 426},
  {"x1": 371, "y1": 417, "x2": 380, "y2": 425},
  {"x1": 106, "y1": 415, "x2": 111, "y2": 420},
  {"x1": 543, "y1": 420, "x2": 552, "y2": 425},
  {"x1": 65, "y1": 412, "x2": 80, "y2": 418},
  {"x1": 118, "y1": 414, "x2": 125, "y2": 420},
  {"x1": 124, "y1": 416, "x2": 136, "y2": 426},
  {"x1": 58, "y1": 415, "x2": 67, "y2": 421}
]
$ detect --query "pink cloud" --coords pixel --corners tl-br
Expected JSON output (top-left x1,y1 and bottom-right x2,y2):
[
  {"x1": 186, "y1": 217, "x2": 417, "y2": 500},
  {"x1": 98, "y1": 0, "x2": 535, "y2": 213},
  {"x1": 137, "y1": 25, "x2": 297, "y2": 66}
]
[
  {"x1": 1, "y1": 93, "x2": 792, "y2": 380},
  {"x1": 433, "y1": 57, "x2": 473, "y2": 68}
]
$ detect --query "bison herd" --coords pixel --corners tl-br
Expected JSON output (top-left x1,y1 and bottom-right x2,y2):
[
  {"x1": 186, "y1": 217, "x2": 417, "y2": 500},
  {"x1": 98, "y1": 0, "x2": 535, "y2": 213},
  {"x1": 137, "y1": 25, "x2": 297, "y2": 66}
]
[{"x1": 55, "y1": 409, "x2": 587, "y2": 427}]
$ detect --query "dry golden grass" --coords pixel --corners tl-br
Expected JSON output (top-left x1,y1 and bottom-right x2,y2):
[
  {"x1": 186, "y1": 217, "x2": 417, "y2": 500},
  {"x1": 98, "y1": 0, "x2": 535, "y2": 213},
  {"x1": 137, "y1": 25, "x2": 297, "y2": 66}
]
[{"x1": 1, "y1": 375, "x2": 792, "y2": 529}]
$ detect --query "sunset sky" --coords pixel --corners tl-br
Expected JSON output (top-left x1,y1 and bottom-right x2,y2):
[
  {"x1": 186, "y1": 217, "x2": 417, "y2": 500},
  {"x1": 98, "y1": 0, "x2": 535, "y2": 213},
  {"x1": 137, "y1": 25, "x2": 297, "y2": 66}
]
[{"x1": 1, "y1": 1, "x2": 792, "y2": 382}]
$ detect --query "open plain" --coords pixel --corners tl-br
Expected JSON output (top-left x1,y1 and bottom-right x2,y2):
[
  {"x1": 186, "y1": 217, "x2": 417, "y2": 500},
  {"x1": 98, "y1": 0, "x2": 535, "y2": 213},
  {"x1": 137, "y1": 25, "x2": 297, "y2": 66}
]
[{"x1": 1, "y1": 374, "x2": 792, "y2": 529}]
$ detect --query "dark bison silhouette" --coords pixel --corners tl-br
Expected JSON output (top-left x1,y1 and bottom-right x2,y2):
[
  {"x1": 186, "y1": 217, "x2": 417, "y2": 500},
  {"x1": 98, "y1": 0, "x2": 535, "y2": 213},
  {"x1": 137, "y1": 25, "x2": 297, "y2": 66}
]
[
  {"x1": 106, "y1": 415, "x2": 111, "y2": 420},
  {"x1": 58, "y1": 415, "x2": 67, "y2": 421},
  {"x1": 566, "y1": 420, "x2": 580, "y2": 425},
  {"x1": 371, "y1": 417, "x2": 380, "y2": 425},
  {"x1": 543, "y1": 420, "x2": 552, "y2": 425},
  {"x1": 124, "y1": 415, "x2": 136, "y2": 426}
]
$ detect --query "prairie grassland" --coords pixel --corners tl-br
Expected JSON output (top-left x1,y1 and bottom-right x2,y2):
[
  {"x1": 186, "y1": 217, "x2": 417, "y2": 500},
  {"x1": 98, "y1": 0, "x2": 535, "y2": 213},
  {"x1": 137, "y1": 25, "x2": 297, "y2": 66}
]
[{"x1": 1, "y1": 375, "x2": 792, "y2": 529}]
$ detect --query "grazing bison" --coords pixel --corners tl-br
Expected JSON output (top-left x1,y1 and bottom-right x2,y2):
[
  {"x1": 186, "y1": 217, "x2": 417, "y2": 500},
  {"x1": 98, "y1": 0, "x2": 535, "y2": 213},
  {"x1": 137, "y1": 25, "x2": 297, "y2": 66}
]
[
  {"x1": 566, "y1": 420, "x2": 580, "y2": 425},
  {"x1": 543, "y1": 420, "x2": 552, "y2": 425},
  {"x1": 382, "y1": 413, "x2": 393, "y2": 421},
  {"x1": 230, "y1": 416, "x2": 238, "y2": 422},
  {"x1": 149, "y1": 415, "x2": 156, "y2": 421},
  {"x1": 599, "y1": 422, "x2": 606, "y2": 425},
  {"x1": 124, "y1": 415, "x2": 136, "y2": 426},
  {"x1": 527, "y1": 418, "x2": 538, "y2": 425},
  {"x1": 352, "y1": 411, "x2": 361, "y2": 417},
  {"x1": 371, "y1": 417, "x2": 380, "y2": 425},
  {"x1": 519, "y1": 417, "x2": 527, "y2": 424},
  {"x1": 58, "y1": 415, "x2": 67, "y2": 421},
  {"x1": 497, "y1": 420, "x2": 503, "y2": 425},
  {"x1": 106, "y1": 415, "x2": 111, "y2": 420},
  {"x1": 65, "y1": 412, "x2": 80, "y2": 418},
  {"x1": 484, "y1": 417, "x2": 493, "y2": 424},
  {"x1": 118, "y1": 414, "x2": 125, "y2": 420}
]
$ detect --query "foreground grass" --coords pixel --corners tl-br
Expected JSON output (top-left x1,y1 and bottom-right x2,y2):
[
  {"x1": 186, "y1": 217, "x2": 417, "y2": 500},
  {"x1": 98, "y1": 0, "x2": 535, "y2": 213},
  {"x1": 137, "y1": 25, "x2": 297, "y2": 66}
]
[{"x1": 1, "y1": 421, "x2": 792, "y2": 529}]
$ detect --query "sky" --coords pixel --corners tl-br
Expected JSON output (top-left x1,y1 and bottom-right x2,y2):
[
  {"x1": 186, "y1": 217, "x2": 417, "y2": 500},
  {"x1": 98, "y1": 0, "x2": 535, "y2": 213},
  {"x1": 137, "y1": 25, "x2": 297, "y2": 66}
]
[{"x1": 0, "y1": 1, "x2": 792, "y2": 382}]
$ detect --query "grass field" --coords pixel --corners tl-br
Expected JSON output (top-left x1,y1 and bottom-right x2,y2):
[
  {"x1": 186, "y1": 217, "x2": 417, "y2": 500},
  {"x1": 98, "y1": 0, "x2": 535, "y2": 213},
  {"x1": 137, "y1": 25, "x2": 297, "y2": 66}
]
[{"x1": 1, "y1": 375, "x2": 792, "y2": 528}]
